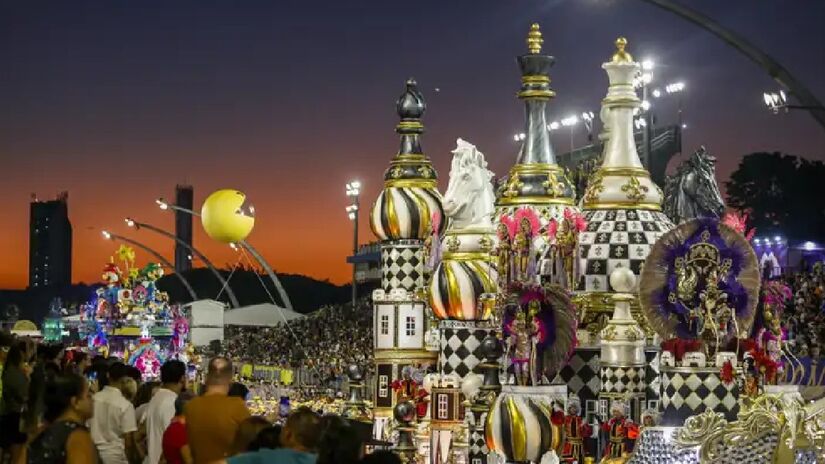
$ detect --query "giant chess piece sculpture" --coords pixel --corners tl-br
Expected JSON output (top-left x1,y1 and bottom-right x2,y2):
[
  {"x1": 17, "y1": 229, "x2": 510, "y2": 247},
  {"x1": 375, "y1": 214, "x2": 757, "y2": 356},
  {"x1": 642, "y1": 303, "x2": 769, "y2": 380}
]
[
  {"x1": 495, "y1": 24, "x2": 579, "y2": 291},
  {"x1": 369, "y1": 79, "x2": 441, "y2": 438},
  {"x1": 598, "y1": 267, "x2": 646, "y2": 423},
  {"x1": 342, "y1": 364, "x2": 371, "y2": 422},
  {"x1": 662, "y1": 147, "x2": 726, "y2": 225},
  {"x1": 576, "y1": 38, "x2": 674, "y2": 338},
  {"x1": 428, "y1": 139, "x2": 499, "y2": 380}
]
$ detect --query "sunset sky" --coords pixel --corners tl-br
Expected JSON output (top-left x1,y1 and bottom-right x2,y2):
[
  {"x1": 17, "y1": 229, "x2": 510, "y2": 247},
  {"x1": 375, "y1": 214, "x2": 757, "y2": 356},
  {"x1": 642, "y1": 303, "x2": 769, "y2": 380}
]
[{"x1": 1, "y1": 1, "x2": 823, "y2": 289}]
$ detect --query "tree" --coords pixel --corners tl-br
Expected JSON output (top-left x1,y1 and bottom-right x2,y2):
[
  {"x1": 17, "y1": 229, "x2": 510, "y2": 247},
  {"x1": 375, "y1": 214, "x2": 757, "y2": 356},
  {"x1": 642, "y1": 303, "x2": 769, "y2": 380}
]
[{"x1": 726, "y1": 152, "x2": 825, "y2": 240}]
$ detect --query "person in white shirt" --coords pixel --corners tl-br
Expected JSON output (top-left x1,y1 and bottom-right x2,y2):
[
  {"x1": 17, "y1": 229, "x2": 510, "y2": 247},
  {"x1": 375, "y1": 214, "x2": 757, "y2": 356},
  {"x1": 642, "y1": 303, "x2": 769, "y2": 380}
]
[
  {"x1": 89, "y1": 362, "x2": 139, "y2": 464},
  {"x1": 143, "y1": 360, "x2": 187, "y2": 464}
]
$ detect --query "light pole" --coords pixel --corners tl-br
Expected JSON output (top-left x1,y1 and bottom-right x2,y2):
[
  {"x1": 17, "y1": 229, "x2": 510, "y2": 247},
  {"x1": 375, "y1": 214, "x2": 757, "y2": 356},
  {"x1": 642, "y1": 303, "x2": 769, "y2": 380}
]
[
  {"x1": 125, "y1": 218, "x2": 240, "y2": 308},
  {"x1": 345, "y1": 181, "x2": 361, "y2": 310},
  {"x1": 560, "y1": 115, "x2": 579, "y2": 153},
  {"x1": 101, "y1": 230, "x2": 198, "y2": 301},
  {"x1": 581, "y1": 111, "x2": 595, "y2": 143},
  {"x1": 155, "y1": 198, "x2": 294, "y2": 311},
  {"x1": 762, "y1": 89, "x2": 825, "y2": 113}
]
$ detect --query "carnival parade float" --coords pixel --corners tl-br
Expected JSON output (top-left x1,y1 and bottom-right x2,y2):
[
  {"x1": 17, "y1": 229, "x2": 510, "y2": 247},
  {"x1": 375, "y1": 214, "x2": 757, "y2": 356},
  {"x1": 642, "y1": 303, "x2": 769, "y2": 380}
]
[
  {"x1": 358, "y1": 23, "x2": 825, "y2": 464},
  {"x1": 79, "y1": 246, "x2": 192, "y2": 379}
]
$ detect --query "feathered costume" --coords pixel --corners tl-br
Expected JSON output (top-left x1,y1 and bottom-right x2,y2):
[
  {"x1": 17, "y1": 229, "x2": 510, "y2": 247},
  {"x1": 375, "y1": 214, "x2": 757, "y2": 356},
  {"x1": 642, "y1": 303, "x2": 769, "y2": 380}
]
[{"x1": 503, "y1": 282, "x2": 577, "y2": 385}]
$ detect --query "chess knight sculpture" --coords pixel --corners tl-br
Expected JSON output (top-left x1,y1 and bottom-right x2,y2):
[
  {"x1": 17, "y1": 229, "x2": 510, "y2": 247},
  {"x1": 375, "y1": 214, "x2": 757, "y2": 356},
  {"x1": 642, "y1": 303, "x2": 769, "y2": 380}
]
[{"x1": 663, "y1": 147, "x2": 726, "y2": 225}]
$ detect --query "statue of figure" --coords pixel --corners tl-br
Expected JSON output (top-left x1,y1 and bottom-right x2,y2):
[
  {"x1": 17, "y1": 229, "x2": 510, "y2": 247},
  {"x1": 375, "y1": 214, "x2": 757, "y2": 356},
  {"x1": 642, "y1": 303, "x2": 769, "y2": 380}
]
[
  {"x1": 559, "y1": 394, "x2": 592, "y2": 464},
  {"x1": 663, "y1": 147, "x2": 726, "y2": 225},
  {"x1": 600, "y1": 400, "x2": 638, "y2": 464},
  {"x1": 493, "y1": 222, "x2": 513, "y2": 286},
  {"x1": 442, "y1": 138, "x2": 496, "y2": 231},
  {"x1": 513, "y1": 218, "x2": 532, "y2": 281},
  {"x1": 506, "y1": 310, "x2": 536, "y2": 386}
]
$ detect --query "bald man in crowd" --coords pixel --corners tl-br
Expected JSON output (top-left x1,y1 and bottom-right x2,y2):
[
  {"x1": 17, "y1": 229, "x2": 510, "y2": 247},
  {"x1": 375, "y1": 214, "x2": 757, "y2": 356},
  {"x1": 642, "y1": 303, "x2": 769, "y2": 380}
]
[{"x1": 184, "y1": 357, "x2": 250, "y2": 464}]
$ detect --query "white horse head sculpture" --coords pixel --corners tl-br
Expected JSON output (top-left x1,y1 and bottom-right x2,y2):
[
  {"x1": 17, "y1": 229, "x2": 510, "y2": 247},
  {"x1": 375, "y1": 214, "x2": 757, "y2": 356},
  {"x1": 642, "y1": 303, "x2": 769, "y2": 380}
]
[{"x1": 443, "y1": 138, "x2": 496, "y2": 231}]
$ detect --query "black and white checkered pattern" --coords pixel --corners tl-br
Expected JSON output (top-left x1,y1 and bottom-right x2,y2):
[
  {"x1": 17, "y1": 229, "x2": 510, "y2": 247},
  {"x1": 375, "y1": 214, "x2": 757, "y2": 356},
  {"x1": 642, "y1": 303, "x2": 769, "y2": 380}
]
[
  {"x1": 552, "y1": 348, "x2": 601, "y2": 404},
  {"x1": 600, "y1": 365, "x2": 646, "y2": 394},
  {"x1": 381, "y1": 242, "x2": 423, "y2": 292},
  {"x1": 439, "y1": 321, "x2": 496, "y2": 378},
  {"x1": 627, "y1": 427, "x2": 700, "y2": 464},
  {"x1": 660, "y1": 368, "x2": 739, "y2": 426},
  {"x1": 577, "y1": 209, "x2": 673, "y2": 292},
  {"x1": 468, "y1": 416, "x2": 489, "y2": 463},
  {"x1": 645, "y1": 350, "x2": 661, "y2": 404}
]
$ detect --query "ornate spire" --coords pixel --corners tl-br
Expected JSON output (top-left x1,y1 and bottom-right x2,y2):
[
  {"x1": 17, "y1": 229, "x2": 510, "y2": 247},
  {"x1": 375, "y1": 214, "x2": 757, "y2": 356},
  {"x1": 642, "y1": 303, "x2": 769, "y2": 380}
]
[
  {"x1": 526, "y1": 23, "x2": 543, "y2": 54},
  {"x1": 583, "y1": 38, "x2": 664, "y2": 210},
  {"x1": 381, "y1": 78, "x2": 437, "y2": 188},
  {"x1": 497, "y1": 23, "x2": 574, "y2": 207},
  {"x1": 370, "y1": 79, "x2": 445, "y2": 243}
]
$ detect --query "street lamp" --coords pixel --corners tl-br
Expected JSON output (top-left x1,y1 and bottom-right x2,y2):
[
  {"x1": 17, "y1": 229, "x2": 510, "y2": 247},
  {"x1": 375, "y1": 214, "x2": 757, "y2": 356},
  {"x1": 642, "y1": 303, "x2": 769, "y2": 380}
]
[
  {"x1": 581, "y1": 111, "x2": 596, "y2": 142},
  {"x1": 513, "y1": 132, "x2": 526, "y2": 142},
  {"x1": 345, "y1": 181, "x2": 361, "y2": 310},
  {"x1": 560, "y1": 115, "x2": 579, "y2": 153}
]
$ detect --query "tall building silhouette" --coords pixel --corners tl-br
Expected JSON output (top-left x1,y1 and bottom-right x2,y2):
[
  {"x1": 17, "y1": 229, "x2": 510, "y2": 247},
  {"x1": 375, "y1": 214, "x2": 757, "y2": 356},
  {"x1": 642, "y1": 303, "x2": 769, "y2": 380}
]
[
  {"x1": 29, "y1": 192, "x2": 72, "y2": 288},
  {"x1": 175, "y1": 185, "x2": 194, "y2": 274}
]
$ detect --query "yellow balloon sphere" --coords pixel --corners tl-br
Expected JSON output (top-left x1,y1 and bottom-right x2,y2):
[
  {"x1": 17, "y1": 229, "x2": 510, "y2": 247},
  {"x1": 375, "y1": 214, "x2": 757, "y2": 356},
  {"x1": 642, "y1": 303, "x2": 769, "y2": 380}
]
[{"x1": 201, "y1": 189, "x2": 255, "y2": 243}]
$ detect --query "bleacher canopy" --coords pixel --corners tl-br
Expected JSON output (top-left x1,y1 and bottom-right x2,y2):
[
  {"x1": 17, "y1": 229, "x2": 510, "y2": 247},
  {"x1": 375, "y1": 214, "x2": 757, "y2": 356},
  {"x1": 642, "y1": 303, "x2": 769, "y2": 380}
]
[{"x1": 223, "y1": 303, "x2": 305, "y2": 327}]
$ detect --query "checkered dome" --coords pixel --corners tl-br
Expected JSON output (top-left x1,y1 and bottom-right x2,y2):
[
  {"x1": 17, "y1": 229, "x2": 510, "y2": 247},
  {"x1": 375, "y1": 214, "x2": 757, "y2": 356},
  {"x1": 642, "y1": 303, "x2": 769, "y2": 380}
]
[
  {"x1": 577, "y1": 208, "x2": 674, "y2": 292},
  {"x1": 381, "y1": 244, "x2": 423, "y2": 292}
]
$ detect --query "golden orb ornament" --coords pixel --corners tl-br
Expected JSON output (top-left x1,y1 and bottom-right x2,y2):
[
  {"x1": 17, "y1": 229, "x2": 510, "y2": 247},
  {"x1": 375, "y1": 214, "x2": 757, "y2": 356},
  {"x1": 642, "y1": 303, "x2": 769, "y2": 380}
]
[{"x1": 200, "y1": 189, "x2": 255, "y2": 244}]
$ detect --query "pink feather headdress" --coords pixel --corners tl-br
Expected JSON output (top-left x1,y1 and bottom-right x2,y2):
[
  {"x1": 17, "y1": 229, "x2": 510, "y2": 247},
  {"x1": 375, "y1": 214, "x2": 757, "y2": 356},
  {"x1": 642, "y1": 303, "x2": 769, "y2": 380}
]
[
  {"x1": 722, "y1": 211, "x2": 755, "y2": 240},
  {"x1": 546, "y1": 218, "x2": 559, "y2": 241},
  {"x1": 514, "y1": 207, "x2": 541, "y2": 235},
  {"x1": 499, "y1": 214, "x2": 518, "y2": 240}
]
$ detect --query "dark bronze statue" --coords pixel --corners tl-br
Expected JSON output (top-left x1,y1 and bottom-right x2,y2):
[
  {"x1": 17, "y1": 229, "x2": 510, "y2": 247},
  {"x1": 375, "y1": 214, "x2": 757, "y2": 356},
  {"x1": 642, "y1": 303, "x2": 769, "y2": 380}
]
[{"x1": 663, "y1": 147, "x2": 725, "y2": 225}]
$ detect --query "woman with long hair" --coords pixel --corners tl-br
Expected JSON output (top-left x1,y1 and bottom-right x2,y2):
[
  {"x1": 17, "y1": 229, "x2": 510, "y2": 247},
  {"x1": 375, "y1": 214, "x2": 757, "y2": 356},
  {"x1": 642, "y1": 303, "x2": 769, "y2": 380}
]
[
  {"x1": 27, "y1": 373, "x2": 96, "y2": 464},
  {"x1": 1, "y1": 342, "x2": 31, "y2": 464}
]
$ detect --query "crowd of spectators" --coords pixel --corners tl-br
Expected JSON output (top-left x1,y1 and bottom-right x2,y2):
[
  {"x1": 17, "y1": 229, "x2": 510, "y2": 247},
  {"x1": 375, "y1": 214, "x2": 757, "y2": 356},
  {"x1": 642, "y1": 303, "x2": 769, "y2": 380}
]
[
  {"x1": 780, "y1": 265, "x2": 825, "y2": 358},
  {"x1": 219, "y1": 298, "x2": 374, "y2": 385},
  {"x1": 0, "y1": 331, "x2": 397, "y2": 464}
]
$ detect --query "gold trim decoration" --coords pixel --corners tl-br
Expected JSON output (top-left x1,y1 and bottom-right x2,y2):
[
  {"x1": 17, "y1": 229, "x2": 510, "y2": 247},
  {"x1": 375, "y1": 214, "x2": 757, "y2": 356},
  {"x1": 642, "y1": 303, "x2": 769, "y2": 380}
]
[
  {"x1": 611, "y1": 37, "x2": 633, "y2": 63},
  {"x1": 522, "y1": 75, "x2": 550, "y2": 84},
  {"x1": 621, "y1": 176, "x2": 649, "y2": 202},
  {"x1": 518, "y1": 89, "x2": 555, "y2": 99},
  {"x1": 392, "y1": 153, "x2": 426, "y2": 161},
  {"x1": 445, "y1": 235, "x2": 460, "y2": 253},
  {"x1": 497, "y1": 196, "x2": 575, "y2": 206},
  {"x1": 373, "y1": 349, "x2": 438, "y2": 361},
  {"x1": 510, "y1": 163, "x2": 566, "y2": 174},
  {"x1": 389, "y1": 166, "x2": 404, "y2": 179},
  {"x1": 543, "y1": 171, "x2": 567, "y2": 197},
  {"x1": 444, "y1": 263, "x2": 463, "y2": 319},
  {"x1": 384, "y1": 179, "x2": 438, "y2": 188},
  {"x1": 506, "y1": 396, "x2": 528, "y2": 461},
  {"x1": 478, "y1": 235, "x2": 494, "y2": 252},
  {"x1": 598, "y1": 167, "x2": 650, "y2": 178},
  {"x1": 418, "y1": 165, "x2": 434, "y2": 178},
  {"x1": 583, "y1": 170, "x2": 605, "y2": 204},
  {"x1": 502, "y1": 172, "x2": 524, "y2": 198},
  {"x1": 396, "y1": 121, "x2": 423, "y2": 130},
  {"x1": 526, "y1": 23, "x2": 543, "y2": 54}
]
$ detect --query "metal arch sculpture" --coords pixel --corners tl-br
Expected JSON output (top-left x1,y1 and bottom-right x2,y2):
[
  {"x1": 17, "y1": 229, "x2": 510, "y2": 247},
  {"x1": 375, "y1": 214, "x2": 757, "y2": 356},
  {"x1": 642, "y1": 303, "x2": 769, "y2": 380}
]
[
  {"x1": 663, "y1": 147, "x2": 725, "y2": 225},
  {"x1": 640, "y1": 0, "x2": 825, "y2": 132},
  {"x1": 128, "y1": 219, "x2": 241, "y2": 308}
]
